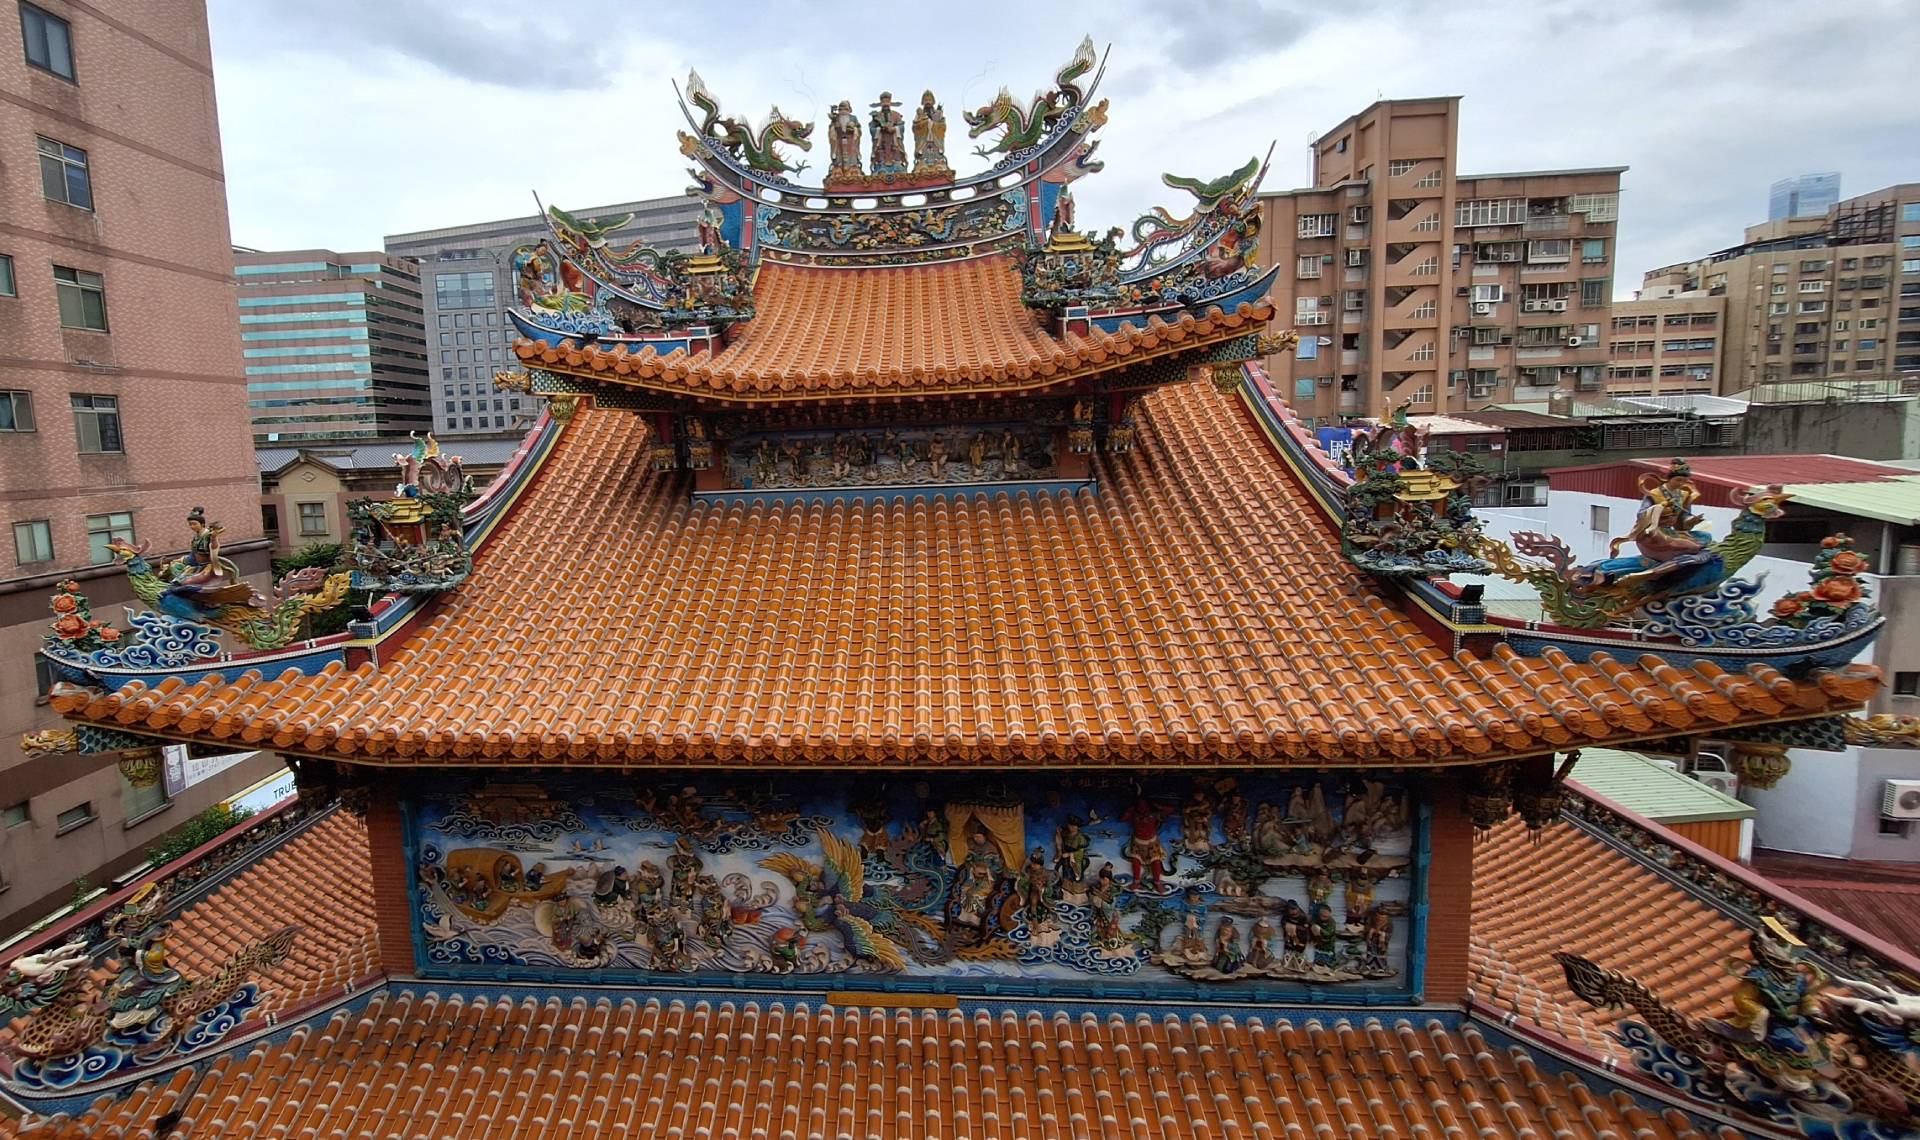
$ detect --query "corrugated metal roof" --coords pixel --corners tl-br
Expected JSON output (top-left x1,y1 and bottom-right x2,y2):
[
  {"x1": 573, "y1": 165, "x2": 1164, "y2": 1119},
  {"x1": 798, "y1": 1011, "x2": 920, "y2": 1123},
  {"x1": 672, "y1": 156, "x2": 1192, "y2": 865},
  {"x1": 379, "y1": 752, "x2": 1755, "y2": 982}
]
[
  {"x1": 1778, "y1": 475, "x2": 1920, "y2": 525},
  {"x1": 1612, "y1": 394, "x2": 1751, "y2": 417},
  {"x1": 1455, "y1": 409, "x2": 1586, "y2": 429},
  {"x1": 1549, "y1": 454, "x2": 1908, "y2": 491},
  {"x1": 1409, "y1": 414, "x2": 1502, "y2": 435},
  {"x1": 1566, "y1": 748, "x2": 1755, "y2": 824}
]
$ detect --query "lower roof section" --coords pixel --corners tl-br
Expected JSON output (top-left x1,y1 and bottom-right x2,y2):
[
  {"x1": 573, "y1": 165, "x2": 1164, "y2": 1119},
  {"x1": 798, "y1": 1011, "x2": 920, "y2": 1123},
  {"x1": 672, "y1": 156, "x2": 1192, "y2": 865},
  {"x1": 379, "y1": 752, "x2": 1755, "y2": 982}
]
[
  {"x1": 14, "y1": 989, "x2": 1735, "y2": 1140},
  {"x1": 52, "y1": 379, "x2": 1877, "y2": 766}
]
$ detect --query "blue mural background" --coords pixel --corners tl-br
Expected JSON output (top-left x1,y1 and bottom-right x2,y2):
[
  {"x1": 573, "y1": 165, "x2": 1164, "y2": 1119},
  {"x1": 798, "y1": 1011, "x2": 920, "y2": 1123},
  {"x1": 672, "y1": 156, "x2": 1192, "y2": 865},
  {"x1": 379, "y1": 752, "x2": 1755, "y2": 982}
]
[{"x1": 403, "y1": 771, "x2": 1429, "y2": 1001}]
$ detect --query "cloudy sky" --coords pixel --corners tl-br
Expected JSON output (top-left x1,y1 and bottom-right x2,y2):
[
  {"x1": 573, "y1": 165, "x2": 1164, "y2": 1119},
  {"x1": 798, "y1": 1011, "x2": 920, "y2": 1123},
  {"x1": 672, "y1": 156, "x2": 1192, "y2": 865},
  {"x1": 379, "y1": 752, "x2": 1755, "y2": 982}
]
[{"x1": 208, "y1": 0, "x2": 1918, "y2": 296}]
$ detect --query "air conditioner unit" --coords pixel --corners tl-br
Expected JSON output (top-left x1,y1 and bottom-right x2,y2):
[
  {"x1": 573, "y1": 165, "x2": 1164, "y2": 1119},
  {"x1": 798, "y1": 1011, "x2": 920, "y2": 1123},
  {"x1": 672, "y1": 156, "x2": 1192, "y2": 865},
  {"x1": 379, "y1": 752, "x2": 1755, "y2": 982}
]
[
  {"x1": 1550, "y1": 299, "x2": 1569, "y2": 312},
  {"x1": 1691, "y1": 744, "x2": 1732, "y2": 773},
  {"x1": 1567, "y1": 337, "x2": 1584, "y2": 347},
  {"x1": 1473, "y1": 303, "x2": 1493, "y2": 315},
  {"x1": 1695, "y1": 770, "x2": 1741, "y2": 797},
  {"x1": 1317, "y1": 376, "x2": 1335, "y2": 387},
  {"x1": 1883, "y1": 779, "x2": 1920, "y2": 820},
  {"x1": 1321, "y1": 254, "x2": 1335, "y2": 264}
]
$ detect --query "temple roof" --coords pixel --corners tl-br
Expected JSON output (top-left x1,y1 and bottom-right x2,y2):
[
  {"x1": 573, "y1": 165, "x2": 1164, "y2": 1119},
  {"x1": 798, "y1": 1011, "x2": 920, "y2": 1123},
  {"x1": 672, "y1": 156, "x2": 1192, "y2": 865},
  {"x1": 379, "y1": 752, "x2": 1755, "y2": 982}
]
[
  {"x1": 513, "y1": 258, "x2": 1273, "y2": 400},
  {"x1": 18, "y1": 992, "x2": 1726, "y2": 1139},
  {"x1": 51, "y1": 378, "x2": 1877, "y2": 767}
]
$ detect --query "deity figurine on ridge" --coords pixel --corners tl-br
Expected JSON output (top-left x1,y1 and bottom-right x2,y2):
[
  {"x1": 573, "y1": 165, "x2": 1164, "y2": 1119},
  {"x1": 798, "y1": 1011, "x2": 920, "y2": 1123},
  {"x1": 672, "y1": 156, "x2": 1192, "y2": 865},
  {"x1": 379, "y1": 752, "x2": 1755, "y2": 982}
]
[
  {"x1": 869, "y1": 91, "x2": 908, "y2": 174},
  {"x1": 911, "y1": 90, "x2": 948, "y2": 175},
  {"x1": 696, "y1": 200, "x2": 727, "y2": 255},
  {"x1": 826, "y1": 99, "x2": 863, "y2": 181}
]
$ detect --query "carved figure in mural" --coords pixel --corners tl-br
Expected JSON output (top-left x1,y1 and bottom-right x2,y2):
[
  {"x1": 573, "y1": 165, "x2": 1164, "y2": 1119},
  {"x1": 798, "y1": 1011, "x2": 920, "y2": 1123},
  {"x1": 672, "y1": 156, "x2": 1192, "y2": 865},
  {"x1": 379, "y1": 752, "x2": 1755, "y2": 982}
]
[
  {"x1": 1017, "y1": 847, "x2": 1054, "y2": 924},
  {"x1": 1053, "y1": 815, "x2": 1091, "y2": 886},
  {"x1": 927, "y1": 434, "x2": 948, "y2": 478},
  {"x1": 1180, "y1": 786, "x2": 1215, "y2": 855},
  {"x1": 1000, "y1": 429, "x2": 1022, "y2": 474},
  {"x1": 1311, "y1": 903, "x2": 1341, "y2": 969},
  {"x1": 696, "y1": 201, "x2": 727, "y2": 255},
  {"x1": 1252, "y1": 802, "x2": 1286, "y2": 858},
  {"x1": 1088, "y1": 862, "x2": 1127, "y2": 949},
  {"x1": 968, "y1": 432, "x2": 988, "y2": 475},
  {"x1": 1169, "y1": 910, "x2": 1207, "y2": 962},
  {"x1": 1279, "y1": 900, "x2": 1311, "y2": 970},
  {"x1": 1053, "y1": 185, "x2": 1076, "y2": 238},
  {"x1": 1344, "y1": 869, "x2": 1377, "y2": 928},
  {"x1": 911, "y1": 90, "x2": 947, "y2": 173},
  {"x1": 1120, "y1": 795, "x2": 1176, "y2": 892},
  {"x1": 826, "y1": 100, "x2": 863, "y2": 180},
  {"x1": 1613, "y1": 459, "x2": 1709, "y2": 569},
  {"x1": 1212, "y1": 918, "x2": 1245, "y2": 975},
  {"x1": 869, "y1": 91, "x2": 908, "y2": 174},
  {"x1": 1703, "y1": 923, "x2": 1832, "y2": 1091},
  {"x1": 667, "y1": 837, "x2": 703, "y2": 905},
  {"x1": 1247, "y1": 918, "x2": 1276, "y2": 971},
  {"x1": 1362, "y1": 910, "x2": 1394, "y2": 974}
]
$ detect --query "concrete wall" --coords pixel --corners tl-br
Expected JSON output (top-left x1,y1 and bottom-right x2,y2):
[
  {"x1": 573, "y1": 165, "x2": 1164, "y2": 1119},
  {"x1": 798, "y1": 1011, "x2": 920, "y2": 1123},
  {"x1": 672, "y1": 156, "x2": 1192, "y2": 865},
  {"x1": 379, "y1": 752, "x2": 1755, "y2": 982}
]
[
  {"x1": 1745, "y1": 749, "x2": 1859, "y2": 858},
  {"x1": 1748, "y1": 746, "x2": 1920, "y2": 863},
  {"x1": 1742, "y1": 400, "x2": 1920, "y2": 462}
]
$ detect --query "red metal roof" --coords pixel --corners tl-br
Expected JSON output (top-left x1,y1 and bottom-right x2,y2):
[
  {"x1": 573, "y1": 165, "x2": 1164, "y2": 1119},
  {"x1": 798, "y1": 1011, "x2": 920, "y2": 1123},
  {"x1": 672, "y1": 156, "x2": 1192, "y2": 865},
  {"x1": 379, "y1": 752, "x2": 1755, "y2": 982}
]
[
  {"x1": 1751, "y1": 848, "x2": 1920, "y2": 959},
  {"x1": 1550, "y1": 454, "x2": 1907, "y2": 489}
]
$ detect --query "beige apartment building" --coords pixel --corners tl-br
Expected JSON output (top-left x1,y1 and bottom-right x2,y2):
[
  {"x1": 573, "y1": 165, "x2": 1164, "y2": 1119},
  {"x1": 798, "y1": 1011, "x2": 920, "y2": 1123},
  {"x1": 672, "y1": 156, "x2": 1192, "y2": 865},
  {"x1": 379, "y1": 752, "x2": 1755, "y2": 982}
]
[
  {"x1": 1644, "y1": 183, "x2": 1920, "y2": 396},
  {"x1": 1257, "y1": 97, "x2": 1622, "y2": 424},
  {"x1": 1605, "y1": 289, "x2": 1724, "y2": 397},
  {"x1": 0, "y1": 1, "x2": 282, "y2": 934}
]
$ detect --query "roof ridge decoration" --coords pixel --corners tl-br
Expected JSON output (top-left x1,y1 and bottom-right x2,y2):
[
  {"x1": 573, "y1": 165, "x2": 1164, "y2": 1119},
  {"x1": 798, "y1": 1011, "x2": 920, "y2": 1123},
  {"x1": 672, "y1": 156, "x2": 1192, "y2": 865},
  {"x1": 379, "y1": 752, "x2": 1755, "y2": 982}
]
[
  {"x1": 1557, "y1": 918, "x2": 1920, "y2": 1137},
  {"x1": 0, "y1": 917, "x2": 300, "y2": 1091}
]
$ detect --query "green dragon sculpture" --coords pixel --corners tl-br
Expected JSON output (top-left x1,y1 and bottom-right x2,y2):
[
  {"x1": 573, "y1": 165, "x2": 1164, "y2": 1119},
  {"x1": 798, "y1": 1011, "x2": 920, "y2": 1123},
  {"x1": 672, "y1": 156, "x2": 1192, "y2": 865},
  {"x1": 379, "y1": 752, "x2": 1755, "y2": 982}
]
[
  {"x1": 104, "y1": 538, "x2": 353, "y2": 651},
  {"x1": 965, "y1": 35, "x2": 1103, "y2": 157},
  {"x1": 1476, "y1": 483, "x2": 1788, "y2": 628},
  {"x1": 679, "y1": 70, "x2": 813, "y2": 175},
  {"x1": 1129, "y1": 156, "x2": 1263, "y2": 246}
]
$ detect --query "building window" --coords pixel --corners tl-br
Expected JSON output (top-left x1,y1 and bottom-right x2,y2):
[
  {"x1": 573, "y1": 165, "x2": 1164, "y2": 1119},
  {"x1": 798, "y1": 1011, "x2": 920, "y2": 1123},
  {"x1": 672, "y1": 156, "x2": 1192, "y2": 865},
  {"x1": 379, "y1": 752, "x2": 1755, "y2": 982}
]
[
  {"x1": 297, "y1": 501, "x2": 328, "y2": 536},
  {"x1": 36, "y1": 136, "x2": 92, "y2": 209},
  {"x1": 1297, "y1": 214, "x2": 1336, "y2": 239},
  {"x1": 261, "y1": 503, "x2": 279, "y2": 536},
  {"x1": 1296, "y1": 255, "x2": 1321, "y2": 279},
  {"x1": 19, "y1": 3, "x2": 73, "y2": 79},
  {"x1": 54, "y1": 801, "x2": 93, "y2": 834},
  {"x1": 1580, "y1": 239, "x2": 1606, "y2": 264},
  {"x1": 120, "y1": 762, "x2": 167, "y2": 822},
  {"x1": 85, "y1": 511, "x2": 133, "y2": 563},
  {"x1": 1903, "y1": 203, "x2": 1920, "y2": 223},
  {"x1": 2, "y1": 801, "x2": 26, "y2": 828},
  {"x1": 0, "y1": 252, "x2": 14, "y2": 296},
  {"x1": 53, "y1": 266, "x2": 107, "y2": 330},
  {"x1": 12, "y1": 519, "x2": 52, "y2": 564},
  {"x1": 0, "y1": 389, "x2": 33, "y2": 431},
  {"x1": 1456, "y1": 198, "x2": 1527, "y2": 227},
  {"x1": 1895, "y1": 672, "x2": 1919, "y2": 696},
  {"x1": 1580, "y1": 279, "x2": 1607, "y2": 308},
  {"x1": 70, "y1": 393, "x2": 121, "y2": 452},
  {"x1": 1879, "y1": 818, "x2": 1914, "y2": 838},
  {"x1": 1388, "y1": 158, "x2": 1417, "y2": 176}
]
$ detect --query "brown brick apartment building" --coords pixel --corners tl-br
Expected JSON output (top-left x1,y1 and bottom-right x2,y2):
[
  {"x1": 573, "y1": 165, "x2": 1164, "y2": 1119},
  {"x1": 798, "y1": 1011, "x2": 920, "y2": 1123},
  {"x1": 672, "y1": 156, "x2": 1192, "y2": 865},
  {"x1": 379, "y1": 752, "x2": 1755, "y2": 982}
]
[
  {"x1": 0, "y1": 0, "x2": 282, "y2": 934},
  {"x1": 1257, "y1": 97, "x2": 1622, "y2": 425}
]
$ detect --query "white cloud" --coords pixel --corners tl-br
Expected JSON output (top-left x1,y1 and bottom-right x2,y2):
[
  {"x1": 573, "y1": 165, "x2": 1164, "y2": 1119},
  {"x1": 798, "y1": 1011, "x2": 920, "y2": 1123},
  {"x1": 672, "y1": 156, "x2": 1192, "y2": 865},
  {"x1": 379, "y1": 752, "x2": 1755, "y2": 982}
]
[{"x1": 209, "y1": 0, "x2": 1920, "y2": 295}]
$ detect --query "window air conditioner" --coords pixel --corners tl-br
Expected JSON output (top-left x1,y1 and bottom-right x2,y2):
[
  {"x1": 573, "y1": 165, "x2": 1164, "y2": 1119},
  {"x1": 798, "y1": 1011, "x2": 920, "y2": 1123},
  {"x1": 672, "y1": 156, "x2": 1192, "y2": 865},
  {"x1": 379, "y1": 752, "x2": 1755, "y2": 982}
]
[
  {"x1": 1883, "y1": 779, "x2": 1920, "y2": 820},
  {"x1": 1473, "y1": 303, "x2": 1493, "y2": 315},
  {"x1": 1567, "y1": 337, "x2": 1583, "y2": 347},
  {"x1": 1550, "y1": 299, "x2": 1569, "y2": 311}
]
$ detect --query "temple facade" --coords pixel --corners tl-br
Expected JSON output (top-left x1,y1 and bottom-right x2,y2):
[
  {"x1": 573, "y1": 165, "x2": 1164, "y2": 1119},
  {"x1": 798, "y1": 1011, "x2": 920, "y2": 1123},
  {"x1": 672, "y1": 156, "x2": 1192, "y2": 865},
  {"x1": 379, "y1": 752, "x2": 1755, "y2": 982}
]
[{"x1": 3, "y1": 43, "x2": 1917, "y2": 1140}]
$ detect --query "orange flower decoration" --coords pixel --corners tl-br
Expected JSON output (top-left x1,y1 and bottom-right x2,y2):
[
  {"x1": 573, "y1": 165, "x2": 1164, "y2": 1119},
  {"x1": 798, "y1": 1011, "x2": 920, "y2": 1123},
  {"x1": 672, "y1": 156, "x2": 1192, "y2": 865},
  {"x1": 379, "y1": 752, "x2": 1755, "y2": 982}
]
[
  {"x1": 1814, "y1": 576, "x2": 1863, "y2": 604},
  {"x1": 1771, "y1": 596, "x2": 1805, "y2": 618},
  {"x1": 1821, "y1": 536, "x2": 1842, "y2": 548},
  {"x1": 57, "y1": 579, "x2": 79, "y2": 592},
  {"x1": 49, "y1": 594, "x2": 78, "y2": 614},
  {"x1": 1828, "y1": 551, "x2": 1868, "y2": 575},
  {"x1": 96, "y1": 626, "x2": 121, "y2": 643},
  {"x1": 51, "y1": 614, "x2": 89, "y2": 640}
]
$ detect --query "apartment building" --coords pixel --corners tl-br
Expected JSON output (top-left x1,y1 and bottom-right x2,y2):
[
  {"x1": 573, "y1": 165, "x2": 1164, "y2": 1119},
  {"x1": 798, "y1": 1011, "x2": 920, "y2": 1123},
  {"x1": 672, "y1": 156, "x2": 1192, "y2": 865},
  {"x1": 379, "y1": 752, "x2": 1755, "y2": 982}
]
[
  {"x1": 1644, "y1": 183, "x2": 1920, "y2": 395},
  {"x1": 1257, "y1": 97, "x2": 1623, "y2": 425},
  {"x1": 0, "y1": 0, "x2": 283, "y2": 934},
  {"x1": 235, "y1": 249, "x2": 431, "y2": 445},
  {"x1": 1605, "y1": 290, "x2": 1725, "y2": 397},
  {"x1": 384, "y1": 197, "x2": 700, "y2": 435}
]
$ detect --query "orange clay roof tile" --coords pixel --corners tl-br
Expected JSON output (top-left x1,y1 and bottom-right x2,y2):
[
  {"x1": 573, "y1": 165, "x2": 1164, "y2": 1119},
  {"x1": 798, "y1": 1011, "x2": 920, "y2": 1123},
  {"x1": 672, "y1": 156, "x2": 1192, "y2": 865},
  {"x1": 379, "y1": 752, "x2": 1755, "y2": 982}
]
[
  {"x1": 51, "y1": 379, "x2": 1876, "y2": 767},
  {"x1": 1470, "y1": 815, "x2": 1749, "y2": 1061},
  {"x1": 13, "y1": 995, "x2": 1731, "y2": 1140},
  {"x1": 512, "y1": 256, "x2": 1274, "y2": 399}
]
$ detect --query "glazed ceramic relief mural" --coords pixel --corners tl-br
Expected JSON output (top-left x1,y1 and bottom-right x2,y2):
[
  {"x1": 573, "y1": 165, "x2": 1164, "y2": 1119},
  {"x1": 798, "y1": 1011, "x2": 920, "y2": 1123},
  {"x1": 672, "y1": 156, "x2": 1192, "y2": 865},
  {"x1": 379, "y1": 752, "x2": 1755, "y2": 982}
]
[{"x1": 405, "y1": 773, "x2": 1427, "y2": 999}]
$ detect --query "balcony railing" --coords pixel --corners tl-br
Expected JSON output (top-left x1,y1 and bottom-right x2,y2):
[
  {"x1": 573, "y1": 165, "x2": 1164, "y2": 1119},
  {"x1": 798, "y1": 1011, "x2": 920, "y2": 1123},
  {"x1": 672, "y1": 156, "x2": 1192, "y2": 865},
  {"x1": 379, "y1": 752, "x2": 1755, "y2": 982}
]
[{"x1": 1524, "y1": 215, "x2": 1570, "y2": 234}]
